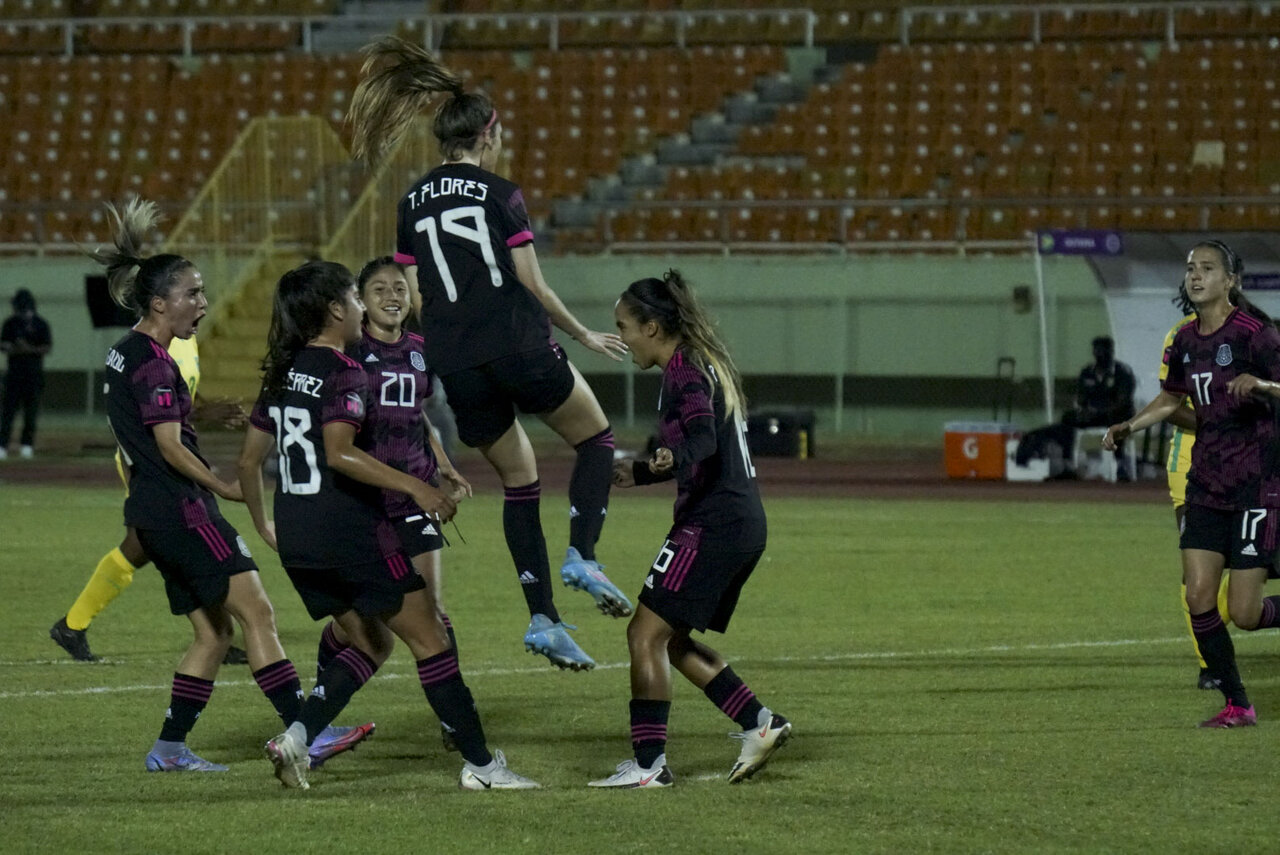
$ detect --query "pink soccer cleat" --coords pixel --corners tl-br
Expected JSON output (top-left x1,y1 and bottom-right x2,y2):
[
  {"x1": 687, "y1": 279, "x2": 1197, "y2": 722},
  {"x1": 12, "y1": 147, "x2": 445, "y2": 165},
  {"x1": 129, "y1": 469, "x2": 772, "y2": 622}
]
[{"x1": 1198, "y1": 702, "x2": 1257, "y2": 729}]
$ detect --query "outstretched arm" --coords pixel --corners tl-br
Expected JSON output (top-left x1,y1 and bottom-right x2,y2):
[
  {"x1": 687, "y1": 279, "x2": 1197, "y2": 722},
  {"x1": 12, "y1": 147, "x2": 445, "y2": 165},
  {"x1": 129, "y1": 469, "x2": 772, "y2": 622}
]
[
  {"x1": 1102, "y1": 390, "x2": 1184, "y2": 450},
  {"x1": 511, "y1": 244, "x2": 627, "y2": 361}
]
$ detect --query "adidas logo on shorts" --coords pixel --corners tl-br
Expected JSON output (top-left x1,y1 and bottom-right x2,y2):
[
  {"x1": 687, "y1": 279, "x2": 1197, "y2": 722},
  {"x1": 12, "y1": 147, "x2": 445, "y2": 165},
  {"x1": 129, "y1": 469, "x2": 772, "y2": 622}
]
[{"x1": 1242, "y1": 543, "x2": 1258, "y2": 556}]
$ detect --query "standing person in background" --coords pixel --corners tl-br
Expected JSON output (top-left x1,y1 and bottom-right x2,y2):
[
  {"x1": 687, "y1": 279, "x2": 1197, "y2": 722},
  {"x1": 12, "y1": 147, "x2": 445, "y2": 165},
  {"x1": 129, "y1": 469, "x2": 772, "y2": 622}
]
[
  {"x1": 91, "y1": 199, "x2": 308, "y2": 772},
  {"x1": 0, "y1": 288, "x2": 52, "y2": 460},
  {"x1": 591, "y1": 270, "x2": 791, "y2": 789},
  {"x1": 240, "y1": 260, "x2": 538, "y2": 791},
  {"x1": 1159, "y1": 289, "x2": 1232, "y2": 691},
  {"x1": 348, "y1": 37, "x2": 632, "y2": 672},
  {"x1": 1107, "y1": 239, "x2": 1280, "y2": 728}
]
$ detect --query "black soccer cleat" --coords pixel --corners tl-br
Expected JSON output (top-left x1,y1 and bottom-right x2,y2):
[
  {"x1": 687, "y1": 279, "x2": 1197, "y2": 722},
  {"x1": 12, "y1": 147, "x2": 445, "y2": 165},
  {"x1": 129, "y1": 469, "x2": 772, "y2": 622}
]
[
  {"x1": 50, "y1": 617, "x2": 98, "y2": 662},
  {"x1": 222, "y1": 645, "x2": 249, "y2": 665}
]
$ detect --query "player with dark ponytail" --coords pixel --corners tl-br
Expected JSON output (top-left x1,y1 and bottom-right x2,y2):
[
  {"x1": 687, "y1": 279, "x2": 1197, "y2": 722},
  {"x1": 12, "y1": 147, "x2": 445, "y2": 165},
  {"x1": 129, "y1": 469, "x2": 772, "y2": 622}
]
[
  {"x1": 349, "y1": 37, "x2": 632, "y2": 672},
  {"x1": 1107, "y1": 239, "x2": 1280, "y2": 728},
  {"x1": 590, "y1": 269, "x2": 792, "y2": 788},
  {"x1": 93, "y1": 199, "x2": 308, "y2": 772}
]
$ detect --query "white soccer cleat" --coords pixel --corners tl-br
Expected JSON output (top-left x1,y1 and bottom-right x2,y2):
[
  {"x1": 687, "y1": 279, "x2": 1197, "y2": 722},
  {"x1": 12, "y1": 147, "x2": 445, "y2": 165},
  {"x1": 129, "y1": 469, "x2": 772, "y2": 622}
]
[
  {"x1": 265, "y1": 726, "x2": 310, "y2": 790},
  {"x1": 587, "y1": 756, "x2": 674, "y2": 789},
  {"x1": 459, "y1": 749, "x2": 540, "y2": 790},
  {"x1": 727, "y1": 713, "x2": 792, "y2": 783}
]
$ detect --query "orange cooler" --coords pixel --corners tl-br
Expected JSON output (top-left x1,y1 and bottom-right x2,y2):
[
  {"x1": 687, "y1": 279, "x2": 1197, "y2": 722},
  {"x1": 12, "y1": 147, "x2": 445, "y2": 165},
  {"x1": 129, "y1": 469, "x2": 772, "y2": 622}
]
[{"x1": 944, "y1": 421, "x2": 1017, "y2": 480}]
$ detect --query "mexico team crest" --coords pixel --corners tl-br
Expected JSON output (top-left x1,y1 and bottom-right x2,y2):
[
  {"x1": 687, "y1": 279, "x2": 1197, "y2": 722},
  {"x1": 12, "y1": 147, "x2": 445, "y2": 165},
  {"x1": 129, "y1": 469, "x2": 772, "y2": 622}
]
[
  {"x1": 410, "y1": 351, "x2": 426, "y2": 372},
  {"x1": 1216, "y1": 344, "x2": 1233, "y2": 366}
]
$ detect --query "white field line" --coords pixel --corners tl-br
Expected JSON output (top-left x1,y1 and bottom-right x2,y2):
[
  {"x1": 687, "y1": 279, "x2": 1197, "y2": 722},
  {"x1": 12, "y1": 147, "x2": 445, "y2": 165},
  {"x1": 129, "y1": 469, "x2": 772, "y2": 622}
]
[{"x1": 0, "y1": 633, "x2": 1256, "y2": 702}]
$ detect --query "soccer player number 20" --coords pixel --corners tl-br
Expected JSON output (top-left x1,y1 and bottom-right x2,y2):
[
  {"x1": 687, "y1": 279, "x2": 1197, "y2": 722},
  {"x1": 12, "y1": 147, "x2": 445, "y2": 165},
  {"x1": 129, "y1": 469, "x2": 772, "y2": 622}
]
[
  {"x1": 267, "y1": 405, "x2": 320, "y2": 495},
  {"x1": 414, "y1": 205, "x2": 503, "y2": 302}
]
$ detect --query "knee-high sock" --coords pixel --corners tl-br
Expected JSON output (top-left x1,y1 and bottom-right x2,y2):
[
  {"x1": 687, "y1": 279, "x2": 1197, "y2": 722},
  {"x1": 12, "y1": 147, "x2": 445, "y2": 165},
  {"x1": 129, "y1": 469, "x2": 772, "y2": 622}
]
[
  {"x1": 1191, "y1": 608, "x2": 1249, "y2": 707},
  {"x1": 158, "y1": 673, "x2": 214, "y2": 743},
  {"x1": 418, "y1": 651, "x2": 490, "y2": 767},
  {"x1": 67, "y1": 548, "x2": 137, "y2": 631},
  {"x1": 630, "y1": 699, "x2": 670, "y2": 768},
  {"x1": 703, "y1": 665, "x2": 766, "y2": 730},
  {"x1": 1182, "y1": 584, "x2": 1208, "y2": 669},
  {"x1": 503, "y1": 481, "x2": 558, "y2": 622},
  {"x1": 1253, "y1": 596, "x2": 1280, "y2": 629},
  {"x1": 298, "y1": 647, "x2": 378, "y2": 744},
  {"x1": 314, "y1": 621, "x2": 346, "y2": 684},
  {"x1": 253, "y1": 659, "x2": 303, "y2": 726},
  {"x1": 569, "y1": 428, "x2": 614, "y2": 561}
]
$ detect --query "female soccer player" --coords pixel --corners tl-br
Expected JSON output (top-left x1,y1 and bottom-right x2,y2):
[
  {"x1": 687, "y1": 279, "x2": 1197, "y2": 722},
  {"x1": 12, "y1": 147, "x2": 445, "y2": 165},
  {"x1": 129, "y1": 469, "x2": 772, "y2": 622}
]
[
  {"x1": 589, "y1": 270, "x2": 791, "y2": 788},
  {"x1": 1158, "y1": 290, "x2": 1232, "y2": 691},
  {"x1": 50, "y1": 333, "x2": 252, "y2": 666},
  {"x1": 312, "y1": 256, "x2": 471, "y2": 751},
  {"x1": 93, "y1": 199, "x2": 307, "y2": 772},
  {"x1": 239, "y1": 260, "x2": 538, "y2": 790},
  {"x1": 1107, "y1": 240, "x2": 1280, "y2": 727},
  {"x1": 348, "y1": 37, "x2": 631, "y2": 671}
]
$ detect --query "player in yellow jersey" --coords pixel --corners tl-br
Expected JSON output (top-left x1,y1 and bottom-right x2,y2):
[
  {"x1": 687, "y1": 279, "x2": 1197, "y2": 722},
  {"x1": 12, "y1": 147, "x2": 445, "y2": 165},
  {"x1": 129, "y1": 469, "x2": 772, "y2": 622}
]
[
  {"x1": 1162, "y1": 303, "x2": 1232, "y2": 691},
  {"x1": 50, "y1": 335, "x2": 249, "y2": 663}
]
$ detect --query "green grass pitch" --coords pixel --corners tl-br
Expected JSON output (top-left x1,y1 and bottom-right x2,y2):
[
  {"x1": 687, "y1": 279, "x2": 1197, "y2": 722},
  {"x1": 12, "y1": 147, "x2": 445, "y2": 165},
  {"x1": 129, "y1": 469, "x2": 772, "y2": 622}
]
[{"x1": 2, "y1": 483, "x2": 1276, "y2": 853}]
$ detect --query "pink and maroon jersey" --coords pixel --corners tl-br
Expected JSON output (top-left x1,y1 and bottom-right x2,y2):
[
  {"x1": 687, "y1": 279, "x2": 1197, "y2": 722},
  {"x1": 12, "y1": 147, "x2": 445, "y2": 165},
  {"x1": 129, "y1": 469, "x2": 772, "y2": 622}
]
[
  {"x1": 349, "y1": 328, "x2": 439, "y2": 520},
  {"x1": 635, "y1": 347, "x2": 766, "y2": 550},
  {"x1": 250, "y1": 346, "x2": 394, "y2": 569},
  {"x1": 1163, "y1": 309, "x2": 1280, "y2": 510},
  {"x1": 105, "y1": 329, "x2": 217, "y2": 529},
  {"x1": 395, "y1": 161, "x2": 553, "y2": 375}
]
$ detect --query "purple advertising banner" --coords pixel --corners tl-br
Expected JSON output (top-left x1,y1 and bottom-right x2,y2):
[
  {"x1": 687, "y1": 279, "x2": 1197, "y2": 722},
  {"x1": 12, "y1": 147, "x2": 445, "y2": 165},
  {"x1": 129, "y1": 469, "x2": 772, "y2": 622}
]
[
  {"x1": 1036, "y1": 229, "x2": 1124, "y2": 256},
  {"x1": 1243, "y1": 272, "x2": 1280, "y2": 290}
]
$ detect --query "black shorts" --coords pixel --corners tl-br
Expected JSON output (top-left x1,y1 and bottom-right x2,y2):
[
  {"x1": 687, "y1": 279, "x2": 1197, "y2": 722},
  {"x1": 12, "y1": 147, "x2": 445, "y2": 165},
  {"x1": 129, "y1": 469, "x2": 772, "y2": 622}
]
[
  {"x1": 440, "y1": 343, "x2": 575, "y2": 447},
  {"x1": 637, "y1": 534, "x2": 763, "y2": 634},
  {"x1": 394, "y1": 513, "x2": 445, "y2": 557},
  {"x1": 136, "y1": 518, "x2": 257, "y2": 616},
  {"x1": 1180, "y1": 503, "x2": 1280, "y2": 571},
  {"x1": 284, "y1": 552, "x2": 425, "y2": 621}
]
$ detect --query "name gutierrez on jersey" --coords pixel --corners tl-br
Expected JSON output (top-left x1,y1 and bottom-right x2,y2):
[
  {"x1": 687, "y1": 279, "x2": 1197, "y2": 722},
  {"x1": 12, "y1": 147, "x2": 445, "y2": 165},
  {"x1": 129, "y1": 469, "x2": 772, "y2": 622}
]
[
  {"x1": 286, "y1": 369, "x2": 323, "y2": 398},
  {"x1": 406, "y1": 177, "x2": 489, "y2": 207}
]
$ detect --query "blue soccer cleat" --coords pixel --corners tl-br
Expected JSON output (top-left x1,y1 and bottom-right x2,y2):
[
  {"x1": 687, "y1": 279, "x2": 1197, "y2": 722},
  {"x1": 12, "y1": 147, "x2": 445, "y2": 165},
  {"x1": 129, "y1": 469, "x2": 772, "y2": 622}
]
[
  {"x1": 308, "y1": 722, "x2": 376, "y2": 769},
  {"x1": 145, "y1": 745, "x2": 228, "y2": 773},
  {"x1": 560, "y1": 548, "x2": 633, "y2": 618},
  {"x1": 523, "y1": 614, "x2": 595, "y2": 671}
]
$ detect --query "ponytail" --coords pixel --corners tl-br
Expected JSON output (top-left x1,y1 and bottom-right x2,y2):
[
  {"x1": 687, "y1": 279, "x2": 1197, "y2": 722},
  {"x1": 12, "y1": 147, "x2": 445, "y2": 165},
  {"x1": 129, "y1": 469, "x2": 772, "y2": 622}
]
[
  {"x1": 620, "y1": 269, "x2": 746, "y2": 419},
  {"x1": 89, "y1": 198, "x2": 192, "y2": 317},
  {"x1": 348, "y1": 36, "x2": 496, "y2": 168},
  {"x1": 260, "y1": 261, "x2": 357, "y2": 399}
]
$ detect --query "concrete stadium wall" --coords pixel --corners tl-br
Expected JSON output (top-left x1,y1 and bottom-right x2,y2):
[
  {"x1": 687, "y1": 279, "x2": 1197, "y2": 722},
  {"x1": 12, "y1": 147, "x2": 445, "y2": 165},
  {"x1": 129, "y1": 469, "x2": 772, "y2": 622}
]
[{"x1": 0, "y1": 252, "x2": 1108, "y2": 438}]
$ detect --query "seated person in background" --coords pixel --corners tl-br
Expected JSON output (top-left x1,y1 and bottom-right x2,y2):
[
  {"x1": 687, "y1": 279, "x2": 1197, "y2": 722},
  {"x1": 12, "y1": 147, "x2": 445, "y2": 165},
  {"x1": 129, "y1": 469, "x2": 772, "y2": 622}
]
[{"x1": 1016, "y1": 336, "x2": 1136, "y2": 479}]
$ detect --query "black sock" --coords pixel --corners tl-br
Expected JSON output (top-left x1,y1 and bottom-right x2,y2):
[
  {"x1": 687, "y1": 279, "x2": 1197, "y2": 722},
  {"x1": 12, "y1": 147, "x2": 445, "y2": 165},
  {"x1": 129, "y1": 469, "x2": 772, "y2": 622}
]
[
  {"x1": 298, "y1": 647, "x2": 378, "y2": 744},
  {"x1": 1257, "y1": 596, "x2": 1280, "y2": 629},
  {"x1": 504, "y1": 481, "x2": 558, "y2": 622},
  {"x1": 315, "y1": 621, "x2": 346, "y2": 684},
  {"x1": 703, "y1": 665, "x2": 766, "y2": 730},
  {"x1": 1191, "y1": 608, "x2": 1250, "y2": 708},
  {"x1": 252, "y1": 659, "x2": 304, "y2": 726},
  {"x1": 569, "y1": 428, "x2": 614, "y2": 561},
  {"x1": 440, "y1": 611, "x2": 458, "y2": 658},
  {"x1": 158, "y1": 673, "x2": 214, "y2": 743},
  {"x1": 417, "y1": 651, "x2": 490, "y2": 766},
  {"x1": 630, "y1": 698, "x2": 671, "y2": 768}
]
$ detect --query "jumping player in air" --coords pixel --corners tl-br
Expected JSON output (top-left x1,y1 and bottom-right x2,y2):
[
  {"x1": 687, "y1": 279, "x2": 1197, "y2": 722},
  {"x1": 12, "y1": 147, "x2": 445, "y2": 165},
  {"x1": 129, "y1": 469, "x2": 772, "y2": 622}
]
[
  {"x1": 1107, "y1": 240, "x2": 1280, "y2": 728},
  {"x1": 240, "y1": 260, "x2": 538, "y2": 790},
  {"x1": 92, "y1": 199, "x2": 311, "y2": 772},
  {"x1": 348, "y1": 37, "x2": 631, "y2": 672},
  {"x1": 312, "y1": 256, "x2": 472, "y2": 752},
  {"x1": 50, "y1": 330, "x2": 252, "y2": 666},
  {"x1": 589, "y1": 270, "x2": 791, "y2": 788}
]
